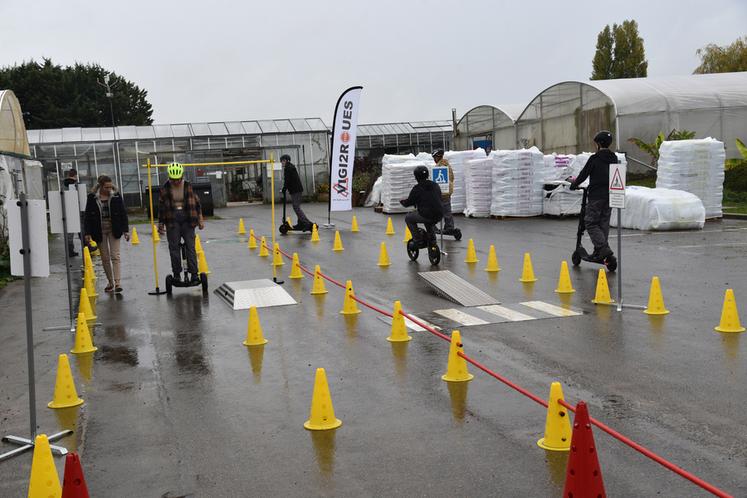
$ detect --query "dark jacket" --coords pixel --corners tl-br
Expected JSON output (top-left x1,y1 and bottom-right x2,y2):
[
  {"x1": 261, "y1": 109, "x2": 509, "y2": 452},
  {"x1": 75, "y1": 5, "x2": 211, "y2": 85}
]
[
  {"x1": 158, "y1": 180, "x2": 202, "y2": 227},
  {"x1": 83, "y1": 188, "x2": 129, "y2": 243},
  {"x1": 401, "y1": 179, "x2": 444, "y2": 221},
  {"x1": 63, "y1": 177, "x2": 77, "y2": 189},
  {"x1": 571, "y1": 149, "x2": 619, "y2": 201},
  {"x1": 282, "y1": 162, "x2": 303, "y2": 194}
]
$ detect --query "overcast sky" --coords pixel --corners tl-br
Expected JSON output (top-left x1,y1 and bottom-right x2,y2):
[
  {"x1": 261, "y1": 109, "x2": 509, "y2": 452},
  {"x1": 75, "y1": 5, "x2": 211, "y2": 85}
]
[{"x1": 2, "y1": 0, "x2": 745, "y2": 126}]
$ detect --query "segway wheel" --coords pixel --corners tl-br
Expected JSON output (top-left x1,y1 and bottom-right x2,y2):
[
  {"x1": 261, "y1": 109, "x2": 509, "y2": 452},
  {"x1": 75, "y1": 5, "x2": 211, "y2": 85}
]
[
  {"x1": 406, "y1": 240, "x2": 419, "y2": 261},
  {"x1": 453, "y1": 229, "x2": 462, "y2": 241},
  {"x1": 605, "y1": 256, "x2": 617, "y2": 272},
  {"x1": 571, "y1": 250, "x2": 582, "y2": 267},
  {"x1": 428, "y1": 244, "x2": 441, "y2": 265},
  {"x1": 165, "y1": 275, "x2": 173, "y2": 295},
  {"x1": 200, "y1": 272, "x2": 208, "y2": 294},
  {"x1": 279, "y1": 223, "x2": 289, "y2": 235}
]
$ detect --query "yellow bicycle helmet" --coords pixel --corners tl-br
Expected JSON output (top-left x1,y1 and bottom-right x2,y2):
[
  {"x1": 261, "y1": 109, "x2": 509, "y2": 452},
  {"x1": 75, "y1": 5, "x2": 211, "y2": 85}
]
[{"x1": 167, "y1": 162, "x2": 184, "y2": 180}]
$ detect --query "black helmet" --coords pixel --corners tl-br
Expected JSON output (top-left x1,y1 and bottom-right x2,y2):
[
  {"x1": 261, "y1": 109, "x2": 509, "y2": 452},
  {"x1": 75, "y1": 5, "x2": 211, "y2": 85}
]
[
  {"x1": 432, "y1": 149, "x2": 445, "y2": 159},
  {"x1": 593, "y1": 131, "x2": 613, "y2": 148},
  {"x1": 413, "y1": 165, "x2": 429, "y2": 182},
  {"x1": 280, "y1": 154, "x2": 291, "y2": 162}
]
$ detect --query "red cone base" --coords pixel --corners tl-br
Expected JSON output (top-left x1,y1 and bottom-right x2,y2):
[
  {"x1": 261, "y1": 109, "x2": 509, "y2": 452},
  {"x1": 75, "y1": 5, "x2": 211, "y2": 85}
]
[
  {"x1": 62, "y1": 452, "x2": 90, "y2": 498},
  {"x1": 562, "y1": 401, "x2": 606, "y2": 498}
]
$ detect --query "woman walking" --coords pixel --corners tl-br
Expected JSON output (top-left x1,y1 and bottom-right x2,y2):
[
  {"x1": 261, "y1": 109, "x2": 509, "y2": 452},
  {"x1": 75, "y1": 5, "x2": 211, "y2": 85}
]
[{"x1": 84, "y1": 175, "x2": 130, "y2": 293}]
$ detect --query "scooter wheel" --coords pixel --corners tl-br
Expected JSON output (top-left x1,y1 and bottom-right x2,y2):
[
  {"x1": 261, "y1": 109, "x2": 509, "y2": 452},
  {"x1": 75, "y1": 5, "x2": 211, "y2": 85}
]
[
  {"x1": 571, "y1": 251, "x2": 581, "y2": 267},
  {"x1": 200, "y1": 272, "x2": 208, "y2": 294},
  {"x1": 428, "y1": 244, "x2": 441, "y2": 265},
  {"x1": 165, "y1": 275, "x2": 173, "y2": 295},
  {"x1": 605, "y1": 256, "x2": 617, "y2": 272},
  {"x1": 279, "y1": 224, "x2": 289, "y2": 235},
  {"x1": 453, "y1": 229, "x2": 462, "y2": 241},
  {"x1": 406, "y1": 240, "x2": 419, "y2": 261}
]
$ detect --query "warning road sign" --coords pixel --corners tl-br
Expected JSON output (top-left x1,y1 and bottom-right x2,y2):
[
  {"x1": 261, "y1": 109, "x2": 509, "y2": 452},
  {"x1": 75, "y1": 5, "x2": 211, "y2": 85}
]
[{"x1": 609, "y1": 162, "x2": 626, "y2": 209}]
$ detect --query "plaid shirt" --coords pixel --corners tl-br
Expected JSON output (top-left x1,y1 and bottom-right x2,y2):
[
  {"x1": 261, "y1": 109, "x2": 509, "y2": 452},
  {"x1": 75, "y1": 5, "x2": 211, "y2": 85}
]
[{"x1": 158, "y1": 180, "x2": 202, "y2": 226}]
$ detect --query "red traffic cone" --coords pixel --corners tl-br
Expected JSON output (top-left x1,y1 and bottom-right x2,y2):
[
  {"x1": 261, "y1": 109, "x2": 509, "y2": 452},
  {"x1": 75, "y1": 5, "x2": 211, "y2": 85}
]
[
  {"x1": 562, "y1": 402, "x2": 606, "y2": 498},
  {"x1": 62, "y1": 452, "x2": 90, "y2": 498}
]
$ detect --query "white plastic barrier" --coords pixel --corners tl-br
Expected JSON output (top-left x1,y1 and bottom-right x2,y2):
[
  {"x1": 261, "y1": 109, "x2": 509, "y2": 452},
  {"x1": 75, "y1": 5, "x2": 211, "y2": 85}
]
[
  {"x1": 464, "y1": 157, "x2": 494, "y2": 217},
  {"x1": 490, "y1": 147, "x2": 545, "y2": 217},
  {"x1": 445, "y1": 148, "x2": 486, "y2": 213},
  {"x1": 610, "y1": 186, "x2": 705, "y2": 231},
  {"x1": 656, "y1": 138, "x2": 725, "y2": 219}
]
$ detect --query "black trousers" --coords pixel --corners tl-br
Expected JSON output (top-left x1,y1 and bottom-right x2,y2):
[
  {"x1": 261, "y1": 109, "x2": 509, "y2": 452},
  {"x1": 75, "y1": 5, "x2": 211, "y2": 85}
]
[
  {"x1": 585, "y1": 198, "x2": 612, "y2": 251},
  {"x1": 166, "y1": 210, "x2": 198, "y2": 276}
]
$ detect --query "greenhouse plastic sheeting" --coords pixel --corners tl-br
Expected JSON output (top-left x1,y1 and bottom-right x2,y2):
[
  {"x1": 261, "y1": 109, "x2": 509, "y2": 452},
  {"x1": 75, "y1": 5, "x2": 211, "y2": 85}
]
[
  {"x1": 656, "y1": 138, "x2": 725, "y2": 219},
  {"x1": 610, "y1": 186, "x2": 705, "y2": 231}
]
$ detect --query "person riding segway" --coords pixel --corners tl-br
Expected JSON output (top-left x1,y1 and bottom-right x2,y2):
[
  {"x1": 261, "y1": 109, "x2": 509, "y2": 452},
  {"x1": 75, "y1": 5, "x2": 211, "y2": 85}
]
[
  {"x1": 400, "y1": 165, "x2": 443, "y2": 265},
  {"x1": 568, "y1": 130, "x2": 618, "y2": 271},
  {"x1": 431, "y1": 150, "x2": 462, "y2": 241},
  {"x1": 157, "y1": 162, "x2": 208, "y2": 294}
]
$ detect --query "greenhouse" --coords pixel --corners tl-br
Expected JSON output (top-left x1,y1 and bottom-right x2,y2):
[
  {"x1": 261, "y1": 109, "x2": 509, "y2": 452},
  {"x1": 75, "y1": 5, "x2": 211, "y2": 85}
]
[{"x1": 453, "y1": 104, "x2": 523, "y2": 152}]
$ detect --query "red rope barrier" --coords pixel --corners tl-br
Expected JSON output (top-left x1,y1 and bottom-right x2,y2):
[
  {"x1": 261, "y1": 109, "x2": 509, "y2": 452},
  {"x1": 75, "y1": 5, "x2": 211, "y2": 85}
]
[{"x1": 260, "y1": 234, "x2": 733, "y2": 497}]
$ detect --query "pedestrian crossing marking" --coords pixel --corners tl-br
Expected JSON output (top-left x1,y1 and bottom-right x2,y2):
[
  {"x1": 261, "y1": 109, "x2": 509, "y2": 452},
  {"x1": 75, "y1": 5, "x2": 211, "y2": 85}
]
[
  {"x1": 520, "y1": 301, "x2": 581, "y2": 317},
  {"x1": 434, "y1": 308, "x2": 489, "y2": 326},
  {"x1": 404, "y1": 314, "x2": 441, "y2": 332},
  {"x1": 477, "y1": 305, "x2": 535, "y2": 322}
]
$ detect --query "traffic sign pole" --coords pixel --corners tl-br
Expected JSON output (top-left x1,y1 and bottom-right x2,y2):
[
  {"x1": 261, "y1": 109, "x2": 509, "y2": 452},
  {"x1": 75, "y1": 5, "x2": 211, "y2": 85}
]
[{"x1": 609, "y1": 161, "x2": 627, "y2": 312}]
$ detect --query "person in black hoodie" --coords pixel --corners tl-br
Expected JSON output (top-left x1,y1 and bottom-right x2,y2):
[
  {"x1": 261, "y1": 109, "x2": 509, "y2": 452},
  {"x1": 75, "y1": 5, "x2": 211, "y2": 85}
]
[
  {"x1": 280, "y1": 154, "x2": 312, "y2": 229},
  {"x1": 570, "y1": 130, "x2": 618, "y2": 260},
  {"x1": 400, "y1": 165, "x2": 443, "y2": 242},
  {"x1": 63, "y1": 169, "x2": 80, "y2": 256},
  {"x1": 84, "y1": 175, "x2": 130, "y2": 293}
]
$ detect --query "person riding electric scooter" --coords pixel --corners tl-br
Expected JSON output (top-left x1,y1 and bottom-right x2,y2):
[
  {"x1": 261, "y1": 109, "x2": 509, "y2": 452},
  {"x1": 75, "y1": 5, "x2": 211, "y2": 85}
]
[
  {"x1": 400, "y1": 165, "x2": 443, "y2": 265},
  {"x1": 568, "y1": 130, "x2": 618, "y2": 270},
  {"x1": 279, "y1": 154, "x2": 314, "y2": 233}
]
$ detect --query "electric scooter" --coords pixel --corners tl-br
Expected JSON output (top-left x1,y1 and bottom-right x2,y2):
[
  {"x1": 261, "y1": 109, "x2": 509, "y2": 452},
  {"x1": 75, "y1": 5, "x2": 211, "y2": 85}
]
[
  {"x1": 571, "y1": 185, "x2": 617, "y2": 272},
  {"x1": 165, "y1": 242, "x2": 208, "y2": 295},
  {"x1": 407, "y1": 223, "x2": 441, "y2": 265},
  {"x1": 278, "y1": 191, "x2": 315, "y2": 235}
]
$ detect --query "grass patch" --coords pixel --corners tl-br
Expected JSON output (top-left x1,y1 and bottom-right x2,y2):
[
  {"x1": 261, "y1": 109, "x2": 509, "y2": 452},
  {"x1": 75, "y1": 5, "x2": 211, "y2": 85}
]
[
  {"x1": 0, "y1": 257, "x2": 18, "y2": 290},
  {"x1": 723, "y1": 190, "x2": 747, "y2": 215}
]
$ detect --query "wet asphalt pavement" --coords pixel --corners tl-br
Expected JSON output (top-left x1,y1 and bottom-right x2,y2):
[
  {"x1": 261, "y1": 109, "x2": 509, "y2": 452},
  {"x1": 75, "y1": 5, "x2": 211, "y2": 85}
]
[{"x1": 1, "y1": 203, "x2": 746, "y2": 497}]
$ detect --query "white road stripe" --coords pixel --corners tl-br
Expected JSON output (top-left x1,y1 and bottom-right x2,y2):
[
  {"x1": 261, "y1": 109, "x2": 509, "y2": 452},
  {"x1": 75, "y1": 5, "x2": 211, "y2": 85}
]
[
  {"x1": 477, "y1": 305, "x2": 536, "y2": 322},
  {"x1": 520, "y1": 301, "x2": 581, "y2": 317},
  {"x1": 434, "y1": 309, "x2": 490, "y2": 326},
  {"x1": 404, "y1": 314, "x2": 441, "y2": 332}
]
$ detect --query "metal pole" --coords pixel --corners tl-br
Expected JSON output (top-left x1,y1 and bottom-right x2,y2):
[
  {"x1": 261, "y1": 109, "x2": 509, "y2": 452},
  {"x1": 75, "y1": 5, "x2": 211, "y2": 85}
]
[
  {"x1": 269, "y1": 154, "x2": 283, "y2": 285},
  {"x1": 146, "y1": 159, "x2": 166, "y2": 295},
  {"x1": 617, "y1": 207, "x2": 622, "y2": 312},
  {"x1": 20, "y1": 194, "x2": 36, "y2": 439},
  {"x1": 60, "y1": 188, "x2": 75, "y2": 326}
]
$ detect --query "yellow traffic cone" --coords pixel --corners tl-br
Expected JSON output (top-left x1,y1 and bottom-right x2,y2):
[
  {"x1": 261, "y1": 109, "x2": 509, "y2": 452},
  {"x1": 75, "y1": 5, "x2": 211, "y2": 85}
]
[
  {"x1": 83, "y1": 266, "x2": 97, "y2": 299},
  {"x1": 195, "y1": 233, "x2": 204, "y2": 253},
  {"x1": 403, "y1": 226, "x2": 412, "y2": 244},
  {"x1": 243, "y1": 306, "x2": 268, "y2": 346},
  {"x1": 519, "y1": 252, "x2": 538, "y2": 283},
  {"x1": 130, "y1": 227, "x2": 140, "y2": 245},
  {"x1": 304, "y1": 368, "x2": 342, "y2": 431},
  {"x1": 310, "y1": 265, "x2": 328, "y2": 295},
  {"x1": 441, "y1": 330, "x2": 473, "y2": 382},
  {"x1": 386, "y1": 217, "x2": 395, "y2": 235},
  {"x1": 248, "y1": 229, "x2": 257, "y2": 249},
  {"x1": 387, "y1": 301, "x2": 411, "y2": 342},
  {"x1": 333, "y1": 231, "x2": 344, "y2": 252},
  {"x1": 537, "y1": 382, "x2": 571, "y2": 451},
  {"x1": 351, "y1": 215, "x2": 360, "y2": 233},
  {"x1": 48, "y1": 354, "x2": 84, "y2": 409},
  {"x1": 197, "y1": 249, "x2": 211, "y2": 274},
  {"x1": 485, "y1": 244, "x2": 500, "y2": 272},
  {"x1": 592, "y1": 268, "x2": 614, "y2": 304},
  {"x1": 27, "y1": 434, "x2": 61, "y2": 498},
  {"x1": 237, "y1": 218, "x2": 246, "y2": 235},
  {"x1": 78, "y1": 288, "x2": 96, "y2": 325},
  {"x1": 152, "y1": 224, "x2": 160, "y2": 242},
  {"x1": 464, "y1": 239, "x2": 478, "y2": 264},
  {"x1": 555, "y1": 261, "x2": 575, "y2": 294},
  {"x1": 83, "y1": 247, "x2": 95, "y2": 280},
  {"x1": 377, "y1": 242, "x2": 390, "y2": 267},
  {"x1": 644, "y1": 276, "x2": 669, "y2": 315},
  {"x1": 289, "y1": 252, "x2": 304, "y2": 279},
  {"x1": 715, "y1": 289, "x2": 745, "y2": 333},
  {"x1": 258, "y1": 236, "x2": 269, "y2": 257},
  {"x1": 272, "y1": 243, "x2": 284, "y2": 267},
  {"x1": 71, "y1": 312, "x2": 97, "y2": 354},
  {"x1": 340, "y1": 280, "x2": 361, "y2": 315},
  {"x1": 311, "y1": 224, "x2": 320, "y2": 243}
]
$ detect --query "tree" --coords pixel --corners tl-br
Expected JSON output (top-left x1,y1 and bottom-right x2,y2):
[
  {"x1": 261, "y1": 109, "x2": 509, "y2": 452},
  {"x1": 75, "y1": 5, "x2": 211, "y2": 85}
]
[
  {"x1": 591, "y1": 20, "x2": 648, "y2": 80},
  {"x1": 0, "y1": 58, "x2": 153, "y2": 129},
  {"x1": 694, "y1": 36, "x2": 747, "y2": 74},
  {"x1": 628, "y1": 129, "x2": 696, "y2": 166}
]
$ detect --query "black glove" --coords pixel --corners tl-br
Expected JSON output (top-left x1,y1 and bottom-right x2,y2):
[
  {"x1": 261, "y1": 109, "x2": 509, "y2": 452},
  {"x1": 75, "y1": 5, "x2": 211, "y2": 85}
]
[
  {"x1": 281, "y1": 187, "x2": 287, "y2": 194},
  {"x1": 399, "y1": 199, "x2": 407, "y2": 207},
  {"x1": 568, "y1": 183, "x2": 578, "y2": 191}
]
